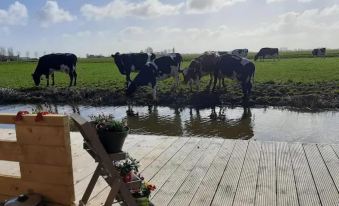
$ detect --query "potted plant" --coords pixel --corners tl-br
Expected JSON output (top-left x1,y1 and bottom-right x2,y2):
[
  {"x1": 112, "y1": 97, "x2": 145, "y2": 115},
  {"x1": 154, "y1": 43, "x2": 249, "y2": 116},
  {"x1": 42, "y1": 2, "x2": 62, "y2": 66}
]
[
  {"x1": 116, "y1": 157, "x2": 140, "y2": 183},
  {"x1": 89, "y1": 114, "x2": 129, "y2": 153},
  {"x1": 131, "y1": 182, "x2": 156, "y2": 206}
]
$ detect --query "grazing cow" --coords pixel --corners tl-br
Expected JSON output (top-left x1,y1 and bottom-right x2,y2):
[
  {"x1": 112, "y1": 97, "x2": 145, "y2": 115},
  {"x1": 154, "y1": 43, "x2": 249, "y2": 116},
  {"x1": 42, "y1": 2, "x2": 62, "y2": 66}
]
[
  {"x1": 231, "y1": 49, "x2": 249, "y2": 58},
  {"x1": 126, "y1": 56, "x2": 180, "y2": 100},
  {"x1": 32, "y1": 53, "x2": 77, "y2": 87},
  {"x1": 168, "y1": 53, "x2": 183, "y2": 69},
  {"x1": 182, "y1": 52, "x2": 219, "y2": 91},
  {"x1": 312, "y1": 48, "x2": 326, "y2": 57},
  {"x1": 111, "y1": 52, "x2": 156, "y2": 85},
  {"x1": 212, "y1": 54, "x2": 255, "y2": 103},
  {"x1": 254, "y1": 48, "x2": 279, "y2": 61}
]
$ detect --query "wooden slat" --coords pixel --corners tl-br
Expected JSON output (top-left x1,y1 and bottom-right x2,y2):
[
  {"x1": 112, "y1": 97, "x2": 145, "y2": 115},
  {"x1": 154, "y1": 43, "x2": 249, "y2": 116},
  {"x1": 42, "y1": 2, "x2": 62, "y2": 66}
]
[
  {"x1": 318, "y1": 144, "x2": 339, "y2": 192},
  {"x1": 20, "y1": 163, "x2": 73, "y2": 186},
  {"x1": 211, "y1": 140, "x2": 249, "y2": 206},
  {"x1": 138, "y1": 137, "x2": 179, "y2": 171},
  {"x1": 167, "y1": 138, "x2": 223, "y2": 206},
  {"x1": 189, "y1": 139, "x2": 235, "y2": 206},
  {"x1": 151, "y1": 138, "x2": 211, "y2": 206},
  {"x1": 276, "y1": 142, "x2": 298, "y2": 206},
  {"x1": 289, "y1": 143, "x2": 321, "y2": 206},
  {"x1": 255, "y1": 142, "x2": 276, "y2": 206},
  {"x1": 0, "y1": 176, "x2": 74, "y2": 205},
  {"x1": 0, "y1": 114, "x2": 67, "y2": 126},
  {"x1": 303, "y1": 144, "x2": 339, "y2": 205},
  {"x1": 141, "y1": 137, "x2": 190, "y2": 178},
  {"x1": 16, "y1": 125, "x2": 66, "y2": 146},
  {"x1": 232, "y1": 141, "x2": 261, "y2": 206},
  {"x1": 0, "y1": 141, "x2": 20, "y2": 161},
  {"x1": 20, "y1": 145, "x2": 72, "y2": 166}
]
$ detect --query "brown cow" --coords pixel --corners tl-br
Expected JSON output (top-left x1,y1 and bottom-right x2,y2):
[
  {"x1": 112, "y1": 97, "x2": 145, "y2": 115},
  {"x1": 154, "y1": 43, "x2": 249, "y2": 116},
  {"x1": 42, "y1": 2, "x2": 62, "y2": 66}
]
[{"x1": 182, "y1": 52, "x2": 219, "y2": 91}]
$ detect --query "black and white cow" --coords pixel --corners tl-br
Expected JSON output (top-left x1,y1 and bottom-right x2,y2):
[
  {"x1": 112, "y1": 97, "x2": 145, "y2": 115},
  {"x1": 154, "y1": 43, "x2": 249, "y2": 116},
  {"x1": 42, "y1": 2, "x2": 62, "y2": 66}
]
[
  {"x1": 212, "y1": 54, "x2": 255, "y2": 103},
  {"x1": 126, "y1": 56, "x2": 180, "y2": 100},
  {"x1": 111, "y1": 52, "x2": 156, "y2": 85},
  {"x1": 254, "y1": 48, "x2": 279, "y2": 61},
  {"x1": 168, "y1": 53, "x2": 183, "y2": 69},
  {"x1": 32, "y1": 53, "x2": 77, "y2": 87},
  {"x1": 312, "y1": 48, "x2": 326, "y2": 57},
  {"x1": 231, "y1": 49, "x2": 248, "y2": 58}
]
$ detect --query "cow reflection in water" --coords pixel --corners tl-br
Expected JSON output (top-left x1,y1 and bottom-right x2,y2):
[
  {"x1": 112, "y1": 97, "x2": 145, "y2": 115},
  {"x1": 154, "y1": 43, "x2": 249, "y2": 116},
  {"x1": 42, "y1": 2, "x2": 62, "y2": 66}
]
[
  {"x1": 126, "y1": 106, "x2": 183, "y2": 136},
  {"x1": 186, "y1": 107, "x2": 253, "y2": 140}
]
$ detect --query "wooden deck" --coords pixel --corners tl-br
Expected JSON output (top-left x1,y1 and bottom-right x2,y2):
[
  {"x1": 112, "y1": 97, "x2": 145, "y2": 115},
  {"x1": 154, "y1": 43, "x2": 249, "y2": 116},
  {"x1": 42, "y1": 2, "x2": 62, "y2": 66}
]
[{"x1": 1, "y1": 130, "x2": 339, "y2": 205}]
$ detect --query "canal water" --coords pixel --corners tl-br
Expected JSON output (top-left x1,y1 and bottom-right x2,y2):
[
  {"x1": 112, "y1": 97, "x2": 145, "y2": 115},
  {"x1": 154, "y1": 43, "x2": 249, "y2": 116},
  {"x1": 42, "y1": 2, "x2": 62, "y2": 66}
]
[{"x1": 0, "y1": 104, "x2": 338, "y2": 144}]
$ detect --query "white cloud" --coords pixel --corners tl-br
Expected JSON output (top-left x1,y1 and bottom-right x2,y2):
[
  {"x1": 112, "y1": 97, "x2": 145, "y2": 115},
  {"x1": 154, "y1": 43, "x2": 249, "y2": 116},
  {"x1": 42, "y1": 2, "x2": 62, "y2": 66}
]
[
  {"x1": 267, "y1": 0, "x2": 312, "y2": 3},
  {"x1": 186, "y1": 0, "x2": 246, "y2": 13},
  {"x1": 0, "y1": 1, "x2": 28, "y2": 26},
  {"x1": 39, "y1": 1, "x2": 76, "y2": 27},
  {"x1": 81, "y1": 0, "x2": 184, "y2": 20}
]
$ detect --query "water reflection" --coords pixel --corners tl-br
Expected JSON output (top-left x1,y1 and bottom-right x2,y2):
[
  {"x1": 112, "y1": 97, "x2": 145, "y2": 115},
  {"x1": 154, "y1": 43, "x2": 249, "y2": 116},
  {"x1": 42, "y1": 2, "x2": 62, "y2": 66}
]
[
  {"x1": 126, "y1": 106, "x2": 184, "y2": 136},
  {"x1": 184, "y1": 107, "x2": 253, "y2": 139},
  {"x1": 0, "y1": 104, "x2": 338, "y2": 144}
]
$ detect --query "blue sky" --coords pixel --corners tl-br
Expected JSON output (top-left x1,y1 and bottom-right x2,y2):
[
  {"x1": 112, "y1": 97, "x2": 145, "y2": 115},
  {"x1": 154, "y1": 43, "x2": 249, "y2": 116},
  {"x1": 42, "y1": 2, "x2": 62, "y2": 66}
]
[{"x1": 0, "y1": 0, "x2": 339, "y2": 57}]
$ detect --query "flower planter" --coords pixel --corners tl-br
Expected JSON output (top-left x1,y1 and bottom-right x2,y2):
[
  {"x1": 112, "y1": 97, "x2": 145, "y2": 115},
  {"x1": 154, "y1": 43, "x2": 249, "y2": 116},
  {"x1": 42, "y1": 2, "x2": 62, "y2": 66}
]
[
  {"x1": 97, "y1": 127, "x2": 129, "y2": 153},
  {"x1": 135, "y1": 196, "x2": 150, "y2": 206}
]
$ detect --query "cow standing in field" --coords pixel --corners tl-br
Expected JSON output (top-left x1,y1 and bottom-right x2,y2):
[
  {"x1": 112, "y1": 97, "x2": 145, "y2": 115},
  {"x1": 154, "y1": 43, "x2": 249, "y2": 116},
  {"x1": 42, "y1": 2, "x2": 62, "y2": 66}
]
[
  {"x1": 254, "y1": 48, "x2": 279, "y2": 61},
  {"x1": 32, "y1": 53, "x2": 77, "y2": 87},
  {"x1": 111, "y1": 52, "x2": 156, "y2": 86},
  {"x1": 181, "y1": 52, "x2": 219, "y2": 91},
  {"x1": 213, "y1": 54, "x2": 255, "y2": 103},
  {"x1": 231, "y1": 49, "x2": 249, "y2": 58},
  {"x1": 126, "y1": 55, "x2": 180, "y2": 100},
  {"x1": 312, "y1": 48, "x2": 326, "y2": 57},
  {"x1": 168, "y1": 53, "x2": 183, "y2": 69}
]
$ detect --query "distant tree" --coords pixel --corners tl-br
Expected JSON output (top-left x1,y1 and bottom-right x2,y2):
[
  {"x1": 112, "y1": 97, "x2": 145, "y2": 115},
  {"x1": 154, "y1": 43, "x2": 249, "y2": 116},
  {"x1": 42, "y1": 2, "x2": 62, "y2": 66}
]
[
  {"x1": 7, "y1": 47, "x2": 14, "y2": 57},
  {"x1": 26, "y1": 51, "x2": 30, "y2": 58}
]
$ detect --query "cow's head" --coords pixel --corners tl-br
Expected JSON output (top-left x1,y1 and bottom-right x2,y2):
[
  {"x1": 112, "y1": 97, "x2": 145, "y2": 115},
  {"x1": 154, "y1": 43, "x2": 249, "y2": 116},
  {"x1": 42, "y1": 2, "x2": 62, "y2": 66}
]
[
  {"x1": 32, "y1": 73, "x2": 40, "y2": 86},
  {"x1": 182, "y1": 60, "x2": 201, "y2": 83},
  {"x1": 126, "y1": 82, "x2": 137, "y2": 96}
]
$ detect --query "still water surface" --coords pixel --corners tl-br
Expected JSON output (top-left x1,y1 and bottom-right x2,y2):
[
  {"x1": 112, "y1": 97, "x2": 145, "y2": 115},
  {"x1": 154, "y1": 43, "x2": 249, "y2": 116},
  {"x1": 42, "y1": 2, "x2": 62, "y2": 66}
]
[{"x1": 0, "y1": 104, "x2": 338, "y2": 144}]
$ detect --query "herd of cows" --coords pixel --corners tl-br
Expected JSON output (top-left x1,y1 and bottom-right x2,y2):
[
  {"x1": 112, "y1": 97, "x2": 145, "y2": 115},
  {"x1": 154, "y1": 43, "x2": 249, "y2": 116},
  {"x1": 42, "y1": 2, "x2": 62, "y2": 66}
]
[{"x1": 31, "y1": 47, "x2": 327, "y2": 104}]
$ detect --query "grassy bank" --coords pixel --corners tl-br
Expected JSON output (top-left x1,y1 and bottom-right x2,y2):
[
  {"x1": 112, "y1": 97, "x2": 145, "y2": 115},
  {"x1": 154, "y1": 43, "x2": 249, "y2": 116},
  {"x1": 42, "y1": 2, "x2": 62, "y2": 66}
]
[{"x1": 0, "y1": 55, "x2": 338, "y2": 109}]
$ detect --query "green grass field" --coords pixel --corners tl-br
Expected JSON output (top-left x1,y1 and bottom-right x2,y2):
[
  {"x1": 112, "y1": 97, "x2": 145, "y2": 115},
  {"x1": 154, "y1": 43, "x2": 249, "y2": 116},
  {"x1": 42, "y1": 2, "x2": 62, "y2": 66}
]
[{"x1": 0, "y1": 55, "x2": 338, "y2": 91}]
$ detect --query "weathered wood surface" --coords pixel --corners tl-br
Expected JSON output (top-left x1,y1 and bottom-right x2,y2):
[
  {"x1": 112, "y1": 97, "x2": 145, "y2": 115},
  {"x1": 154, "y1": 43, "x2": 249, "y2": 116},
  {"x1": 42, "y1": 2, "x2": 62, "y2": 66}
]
[{"x1": 1, "y1": 130, "x2": 338, "y2": 206}]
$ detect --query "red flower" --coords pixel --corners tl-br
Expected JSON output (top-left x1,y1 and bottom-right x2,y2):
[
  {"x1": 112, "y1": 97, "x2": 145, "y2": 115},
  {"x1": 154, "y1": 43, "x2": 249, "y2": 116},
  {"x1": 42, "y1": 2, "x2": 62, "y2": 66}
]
[{"x1": 14, "y1": 111, "x2": 29, "y2": 121}]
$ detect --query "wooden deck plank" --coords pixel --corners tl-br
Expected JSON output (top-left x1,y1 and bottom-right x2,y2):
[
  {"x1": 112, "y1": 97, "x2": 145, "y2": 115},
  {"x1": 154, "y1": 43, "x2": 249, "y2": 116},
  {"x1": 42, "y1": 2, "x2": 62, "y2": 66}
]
[
  {"x1": 167, "y1": 138, "x2": 224, "y2": 206},
  {"x1": 255, "y1": 142, "x2": 276, "y2": 206},
  {"x1": 211, "y1": 140, "x2": 249, "y2": 206},
  {"x1": 141, "y1": 137, "x2": 191, "y2": 179},
  {"x1": 151, "y1": 138, "x2": 211, "y2": 206},
  {"x1": 138, "y1": 137, "x2": 179, "y2": 172},
  {"x1": 189, "y1": 139, "x2": 235, "y2": 206},
  {"x1": 276, "y1": 142, "x2": 298, "y2": 206},
  {"x1": 303, "y1": 144, "x2": 339, "y2": 206},
  {"x1": 318, "y1": 144, "x2": 339, "y2": 192},
  {"x1": 289, "y1": 143, "x2": 321, "y2": 206},
  {"x1": 232, "y1": 141, "x2": 261, "y2": 206}
]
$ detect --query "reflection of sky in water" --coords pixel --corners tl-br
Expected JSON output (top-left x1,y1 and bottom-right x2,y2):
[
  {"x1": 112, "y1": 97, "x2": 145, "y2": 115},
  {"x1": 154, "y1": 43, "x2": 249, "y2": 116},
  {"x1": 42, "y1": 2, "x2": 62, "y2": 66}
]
[{"x1": 0, "y1": 104, "x2": 338, "y2": 144}]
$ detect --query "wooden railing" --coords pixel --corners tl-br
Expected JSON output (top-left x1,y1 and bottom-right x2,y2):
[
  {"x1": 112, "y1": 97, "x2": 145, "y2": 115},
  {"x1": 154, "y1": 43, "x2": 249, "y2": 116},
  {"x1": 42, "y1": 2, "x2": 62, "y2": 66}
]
[{"x1": 0, "y1": 114, "x2": 75, "y2": 206}]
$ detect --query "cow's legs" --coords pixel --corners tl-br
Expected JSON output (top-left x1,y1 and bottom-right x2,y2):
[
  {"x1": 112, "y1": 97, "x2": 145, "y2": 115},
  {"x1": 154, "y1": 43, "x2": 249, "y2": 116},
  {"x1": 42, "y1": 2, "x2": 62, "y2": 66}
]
[
  {"x1": 207, "y1": 73, "x2": 213, "y2": 89},
  {"x1": 51, "y1": 73, "x2": 55, "y2": 86},
  {"x1": 195, "y1": 78, "x2": 200, "y2": 91},
  {"x1": 212, "y1": 71, "x2": 218, "y2": 92},
  {"x1": 46, "y1": 74, "x2": 50, "y2": 87},
  {"x1": 73, "y1": 70, "x2": 77, "y2": 86},
  {"x1": 152, "y1": 85, "x2": 157, "y2": 101},
  {"x1": 241, "y1": 81, "x2": 252, "y2": 106},
  {"x1": 69, "y1": 72, "x2": 74, "y2": 87}
]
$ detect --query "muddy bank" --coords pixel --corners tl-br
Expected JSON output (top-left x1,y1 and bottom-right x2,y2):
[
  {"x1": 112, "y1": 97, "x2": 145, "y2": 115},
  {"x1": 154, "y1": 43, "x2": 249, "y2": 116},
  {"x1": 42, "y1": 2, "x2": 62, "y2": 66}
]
[{"x1": 0, "y1": 82, "x2": 338, "y2": 110}]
